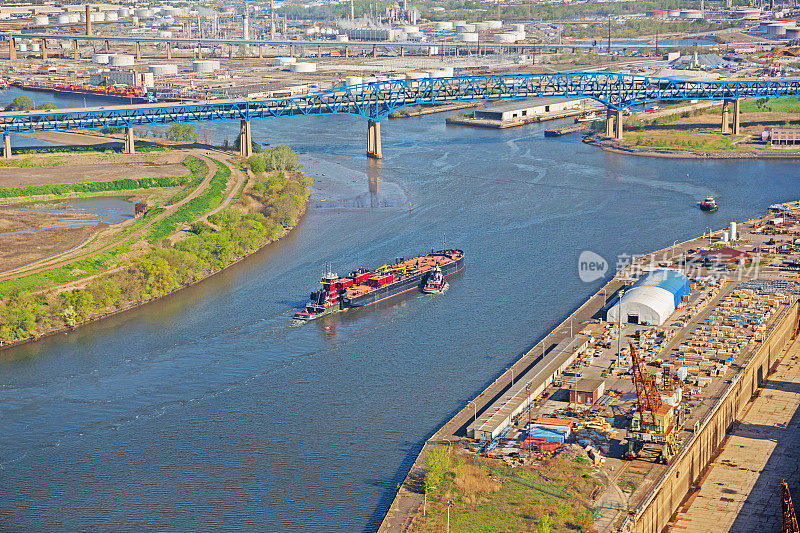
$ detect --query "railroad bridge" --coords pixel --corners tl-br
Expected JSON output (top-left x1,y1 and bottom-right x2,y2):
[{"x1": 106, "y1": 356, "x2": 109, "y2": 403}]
[{"x1": 2, "y1": 72, "x2": 800, "y2": 158}]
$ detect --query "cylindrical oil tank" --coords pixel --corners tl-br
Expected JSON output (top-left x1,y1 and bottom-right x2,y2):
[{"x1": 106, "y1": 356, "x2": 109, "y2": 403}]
[
  {"x1": 17, "y1": 43, "x2": 27, "y2": 52},
  {"x1": 494, "y1": 32, "x2": 518, "y2": 43},
  {"x1": 681, "y1": 9, "x2": 703, "y2": 19},
  {"x1": 34, "y1": 15, "x2": 49, "y2": 26},
  {"x1": 90, "y1": 12, "x2": 105, "y2": 22},
  {"x1": 110, "y1": 54, "x2": 135, "y2": 66},
  {"x1": 158, "y1": 30, "x2": 173, "y2": 38},
  {"x1": 335, "y1": 34, "x2": 349, "y2": 42},
  {"x1": 192, "y1": 60, "x2": 216, "y2": 72},
  {"x1": 456, "y1": 24, "x2": 475, "y2": 33},
  {"x1": 131, "y1": 16, "x2": 139, "y2": 24},
  {"x1": 105, "y1": 11, "x2": 118, "y2": 21},
  {"x1": 57, "y1": 14, "x2": 70, "y2": 23},
  {"x1": 434, "y1": 21, "x2": 453, "y2": 30},
  {"x1": 31, "y1": 43, "x2": 41, "y2": 51},
  {"x1": 290, "y1": 62, "x2": 316, "y2": 72},
  {"x1": 118, "y1": 8, "x2": 130, "y2": 17},
  {"x1": 150, "y1": 64, "x2": 178, "y2": 75},
  {"x1": 512, "y1": 23, "x2": 525, "y2": 32},
  {"x1": 473, "y1": 22, "x2": 489, "y2": 32},
  {"x1": 345, "y1": 76, "x2": 363, "y2": 85},
  {"x1": 402, "y1": 25, "x2": 419, "y2": 33},
  {"x1": 405, "y1": 71, "x2": 426, "y2": 78},
  {"x1": 134, "y1": 8, "x2": 149, "y2": 18},
  {"x1": 485, "y1": 20, "x2": 502, "y2": 29},
  {"x1": 274, "y1": 57, "x2": 296, "y2": 66}
]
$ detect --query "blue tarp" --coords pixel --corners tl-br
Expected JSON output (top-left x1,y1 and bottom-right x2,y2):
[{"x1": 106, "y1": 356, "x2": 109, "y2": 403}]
[{"x1": 633, "y1": 269, "x2": 692, "y2": 308}]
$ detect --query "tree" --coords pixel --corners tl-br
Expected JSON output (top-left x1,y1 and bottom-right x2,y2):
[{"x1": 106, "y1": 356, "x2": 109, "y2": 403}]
[
  {"x1": 536, "y1": 514, "x2": 553, "y2": 533},
  {"x1": 35, "y1": 102, "x2": 57, "y2": 110},
  {"x1": 423, "y1": 448, "x2": 452, "y2": 494},
  {"x1": 249, "y1": 156, "x2": 266, "y2": 173},
  {"x1": 264, "y1": 145, "x2": 300, "y2": 171},
  {"x1": 5, "y1": 95, "x2": 34, "y2": 112},
  {"x1": 165, "y1": 124, "x2": 198, "y2": 142}
]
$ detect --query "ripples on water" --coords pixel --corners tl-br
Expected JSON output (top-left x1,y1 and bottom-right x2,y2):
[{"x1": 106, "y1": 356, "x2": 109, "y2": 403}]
[{"x1": 0, "y1": 104, "x2": 797, "y2": 531}]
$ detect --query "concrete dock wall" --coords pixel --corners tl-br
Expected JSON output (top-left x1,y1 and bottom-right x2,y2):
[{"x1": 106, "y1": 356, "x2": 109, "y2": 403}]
[{"x1": 629, "y1": 299, "x2": 799, "y2": 533}]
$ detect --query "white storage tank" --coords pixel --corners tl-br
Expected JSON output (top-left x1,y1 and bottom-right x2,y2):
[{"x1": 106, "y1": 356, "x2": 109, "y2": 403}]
[
  {"x1": 473, "y1": 22, "x2": 489, "y2": 32},
  {"x1": 766, "y1": 22, "x2": 788, "y2": 35},
  {"x1": 68, "y1": 13, "x2": 79, "y2": 23},
  {"x1": 364, "y1": 76, "x2": 378, "y2": 84},
  {"x1": 434, "y1": 21, "x2": 453, "y2": 30},
  {"x1": 158, "y1": 30, "x2": 173, "y2": 38},
  {"x1": 345, "y1": 76, "x2": 363, "y2": 86},
  {"x1": 456, "y1": 23, "x2": 476, "y2": 33},
  {"x1": 681, "y1": 9, "x2": 703, "y2": 19},
  {"x1": 290, "y1": 62, "x2": 316, "y2": 73},
  {"x1": 494, "y1": 32, "x2": 518, "y2": 43},
  {"x1": 131, "y1": 16, "x2": 139, "y2": 25},
  {"x1": 150, "y1": 64, "x2": 178, "y2": 75},
  {"x1": 57, "y1": 14, "x2": 70, "y2": 23},
  {"x1": 31, "y1": 43, "x2": 40, "y2": 51},
  {"x1": 110, "y1": 54, "x2": 134, "y2": 66},
  {"x1": 428, "y1": 69, "x2": 448, "y2": 78},
  {"x1": 459, "y1": 32, "x2": 478, "y2": 42},
  {"x1": 730, "y1": 222, "x2": 737, "y2": 241},
  {"x1": 274, "y1": 57, "x2": 296, "y2": 66},
  {"x1": 105, "y1": 11, "x2": 118, "y2": 21},
  {"x1": 403, "y1": 25, "x2": 419, "y2": 33},
  {"x1": 17, "y1": 43, "x2": 27, "y2": 52},
  {"x1": 134, "y1": 8, "x2": 149, "y2": 18},
  {"x1": 512, "y1": 23, "x2": 526, "y2": 32},
  {"x1": 485, "y1": 20, "x2": 502, "y2": 29},
  {"x1": 34, "y1": 15, "x2": 49, "y2": 26},
  {"x1": 335, "y1": 34, "x2": 349, "y2": 42},
  {"x1": 118, "y1": 7, "x2": 130, "y2": 17},
  {"x1": 405, "y1": 71, "x2": 426, "y2": 79},
  {"x1": 91, "y1": 12, "x2": 105, "y2": 22},
  {"x1": 440, "y1": 66, "x2": 454, "y2": 76},
  {"x1": 193, "y1": 60, "x2": 216, "y2": 72}
]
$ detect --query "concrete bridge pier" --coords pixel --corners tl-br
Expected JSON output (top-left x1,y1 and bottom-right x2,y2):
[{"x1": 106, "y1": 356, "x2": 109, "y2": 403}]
[
  {"x1": 258, "y1": 45, "x2": 263, "y2": 59},
  {"x1": 166, "y1": 42, "x2": 172, "y2": 60},
  {"x1": 240, "y1": 120, "x2": 252, "y2": 157},
  {"x1": 41, "y1": 39, "x2": 47, "y2": 60},
  {"x1": 124, "y1": 127, "x2": 135, "y2": 154},
  {"x1": 3, "y1": 135, "x2": 11, "y2": 159},
  {"x1": 196, "y1": 42, "x2": 202, "y2": 59},
  {"x1": 135, "y1": 41, "x2": 141, "y2": 60},
  {"x1": 722, "y1": 99, "x2": 741, "y2": 134},
  {"x1": 104, "y1": 40, "x2": 109, "y2": 53},
  {"x1": 605, "y1": 109, "x2": 623, "y2": 139},
  {"x1": 8, "y1": 36, "x2": 16, "y2": 61},
  {"x1": 367, "y1": 119, "x2": 382, "y2": 159},
  {"x1": 73, "y1": 39, "x2": 79, "y2": 60}
]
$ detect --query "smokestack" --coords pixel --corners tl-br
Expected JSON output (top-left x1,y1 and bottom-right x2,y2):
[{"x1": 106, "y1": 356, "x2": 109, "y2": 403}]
[
  {"x1": 243, "y1": 5, "x2": 250, "y2": 41},
  {"x1": 350, "y1": 0, "x2": 355, "y2": 20},
  {"x1": 85, "y1": 5, "x2": 92, "y2": 36},
  {"x1": 270, "y1": 0, "x2": 275, "y2": 38}
]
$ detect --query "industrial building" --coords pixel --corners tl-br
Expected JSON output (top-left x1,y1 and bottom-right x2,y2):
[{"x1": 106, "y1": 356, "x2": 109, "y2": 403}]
[
  {"x1": 570, "y1": 378, "x2": 606, "y2": 405},
  {"x1": 467, "y1": 335, "x2": 590, "y2": 441},
  {"x1": 473, "y1": 97, "x2": 584, "y2": 122},
  {"x1": 606, "y1": 269, "x2": 692, "y2": 326},
  {"x1": 687, "y1": 248, "x2": 751, "y2": 267}
]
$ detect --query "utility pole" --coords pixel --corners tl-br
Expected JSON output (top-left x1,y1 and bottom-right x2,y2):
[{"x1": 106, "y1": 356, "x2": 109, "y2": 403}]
[{"x1": 607, "y1": 16, "x2": 611, "y2": 54}]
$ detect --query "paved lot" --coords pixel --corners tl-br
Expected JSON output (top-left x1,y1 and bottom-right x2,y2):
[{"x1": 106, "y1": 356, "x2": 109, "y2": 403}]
[{"x1": 671, "y1": 338, "x2": 800, "y2": 532}]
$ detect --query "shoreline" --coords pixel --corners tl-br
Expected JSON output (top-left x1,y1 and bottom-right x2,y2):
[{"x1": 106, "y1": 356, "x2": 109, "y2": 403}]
[
  {"x1": 0, "y1": 163, "x2": 309, "y2": 353},
  {"x1": 583, "y1": 132, "x2": 800, "y2": 160}
]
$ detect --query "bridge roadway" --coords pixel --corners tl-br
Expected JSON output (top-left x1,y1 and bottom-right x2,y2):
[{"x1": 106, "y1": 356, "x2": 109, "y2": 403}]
[{"x1": 1, "y1": 72, "x2": 799, "y2": 158}]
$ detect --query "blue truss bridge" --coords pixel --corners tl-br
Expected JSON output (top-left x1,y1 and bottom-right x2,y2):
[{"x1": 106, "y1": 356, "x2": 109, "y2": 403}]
[{"x1": 1, "y1": 72, "x2": 798, "y2": 158}]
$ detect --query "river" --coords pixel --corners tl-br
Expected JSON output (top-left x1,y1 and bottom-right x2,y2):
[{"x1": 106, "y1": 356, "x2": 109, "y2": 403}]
[{"x1": 0, "y1": 92, "x2": 797, "y2": 531}]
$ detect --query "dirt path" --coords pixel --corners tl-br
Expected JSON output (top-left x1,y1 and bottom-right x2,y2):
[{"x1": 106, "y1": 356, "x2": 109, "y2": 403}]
[
  {"x1": 202, "y1": 155, "x2": 247, "y2": 220},
  {"x1": 0, "y1": 149, "x2": 217, "y2": 281}
]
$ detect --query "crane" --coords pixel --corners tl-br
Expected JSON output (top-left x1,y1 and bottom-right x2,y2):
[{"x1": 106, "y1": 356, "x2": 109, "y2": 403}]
[{"x1": 782, "y1": 480, "x2": 800, "y2": 533}]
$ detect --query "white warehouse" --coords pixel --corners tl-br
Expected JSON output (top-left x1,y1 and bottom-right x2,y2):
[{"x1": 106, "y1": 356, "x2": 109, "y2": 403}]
[{"x1": 606, "y1": 269, "x2": 692, "y2": 326}]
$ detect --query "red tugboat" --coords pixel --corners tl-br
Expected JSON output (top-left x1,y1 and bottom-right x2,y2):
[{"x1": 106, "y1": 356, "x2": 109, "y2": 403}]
[
  {"x1": 699, "y1": 196, "x2": 718, "y2": 212},
  {"x1": 293, "y1": 250, "x2": 465, "y2": 321}
]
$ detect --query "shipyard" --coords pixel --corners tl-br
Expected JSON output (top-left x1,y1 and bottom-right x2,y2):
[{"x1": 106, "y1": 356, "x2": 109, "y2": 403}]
[{"x1": 4, "y1": 0, "x2": 800, "y2": 531}]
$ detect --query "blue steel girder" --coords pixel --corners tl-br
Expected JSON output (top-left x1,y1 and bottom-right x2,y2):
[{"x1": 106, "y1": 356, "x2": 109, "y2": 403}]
[{"x1": 2, "y1": 73, "x2": 800, "y2": 134}]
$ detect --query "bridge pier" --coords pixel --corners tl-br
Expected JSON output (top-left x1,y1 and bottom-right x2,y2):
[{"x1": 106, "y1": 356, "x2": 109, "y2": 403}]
[
  {"x1": 73, "y1": 39, "x2": 79, "y2": 60},
  {"x1": 104, "y1": 40, "x2": 109, "y2": 53},
  {"x1": 196, "y1": 41, "x2": 202, "y2": 59},
  {"x1": 606, "y1": 109, "x2": 623, "y2": 139},
  {"x1": 41, "y1": 39, "x2": 47, "y2": 60},
  {"x1": 721, "y1": 99, "x2": 740, "y2": 134},
  {"x1": 367, "y1": 119, "x2": 382, "y2": 159},
  {"x1": 166, "y1": 42, "x2": 172, "y2": 60},
  {"x1": 124, "y1": 127, "x2": 135, "y2": 154},
  {"x1": 8, "y1": 36, "x2": 16, "y2": 61},
  {"x1": 85, "y1": 5, "x2": 92, "y2": 36},
  {"x1": 732, "y1": 98, "x2": 741, "y2": 135},
  {"x1": 721, "y1": 100, "x2": 730, "y2": 134},
  {"x1": 3, "y1": 135, "x2": 11, "y2": 159},
  {"x1": 240, "y1": 120, "x2": 252, "y2": 158},
  {"x1": 135, "y1": 41, "x2": 141, "y2": 61},
  {"x1": 258, "y1": 45, "x2": 263, "y2": 59}
]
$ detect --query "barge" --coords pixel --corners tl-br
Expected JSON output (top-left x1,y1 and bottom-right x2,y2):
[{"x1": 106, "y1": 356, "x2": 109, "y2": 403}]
[{"x1": 294, "y1": 250, "x2": 464, "y2": 320}]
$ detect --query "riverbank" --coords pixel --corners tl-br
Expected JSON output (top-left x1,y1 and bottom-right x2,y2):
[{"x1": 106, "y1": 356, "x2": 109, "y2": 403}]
[
  {"x1": 584, "y1": 132, "x2": 800, "y2": 160},
  {"x1": 0, "y1": 145, "x2": 311, "y2": 349}
]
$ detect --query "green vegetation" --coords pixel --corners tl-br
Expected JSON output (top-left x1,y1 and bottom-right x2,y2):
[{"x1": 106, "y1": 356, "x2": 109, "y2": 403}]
[
  {"x1": 0, "y1": 157, "x2": 63, "y2": 168},
  {"x1": 740, "y1": 96, "x2": 800, "y2": 114},
  {"x1": 164, "y1": 156, "x2": 209, "y2": 205},
  {"x1": 415, "y1": 449, "x2": 597, "y2": 532},
  {"x1": 4, "y1": 95, "x2": 57, "y2": 112},
  {"x1": 13, "y1": 144, "x2": 168, "y2": 156},
  {"x1": 166, "y1": 124, "x2": 199, "y2": 143},
  {"x1": 564, "y1": 18, "x2": 730, "y2": 39},
  {"x1": 0, "y1": 152, "x2": 310, "y2": 344},
  {"x1": 254, "y1": 144, "x2": 301, "y2": 172},
  {"x1": 0, "y1": 175, "x2": 191, "y2": 199},
  {"x1": 147, "y1": 158, "x2": 230, "y2": 242}
]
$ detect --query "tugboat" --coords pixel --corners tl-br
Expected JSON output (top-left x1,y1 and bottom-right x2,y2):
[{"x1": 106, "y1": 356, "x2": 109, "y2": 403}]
[
  {"x1": 699, "y1": 196, "x2": 718, "y2": 212},
  {"x1": 294, "y1": 269, "x2": 342, "y2": 321},
  {"x1": 422, "y1": 266, "x2": 448, "y2": 294},
  {"x1": 576, "y1": 111, "x2": 599, "y2": 122}
]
